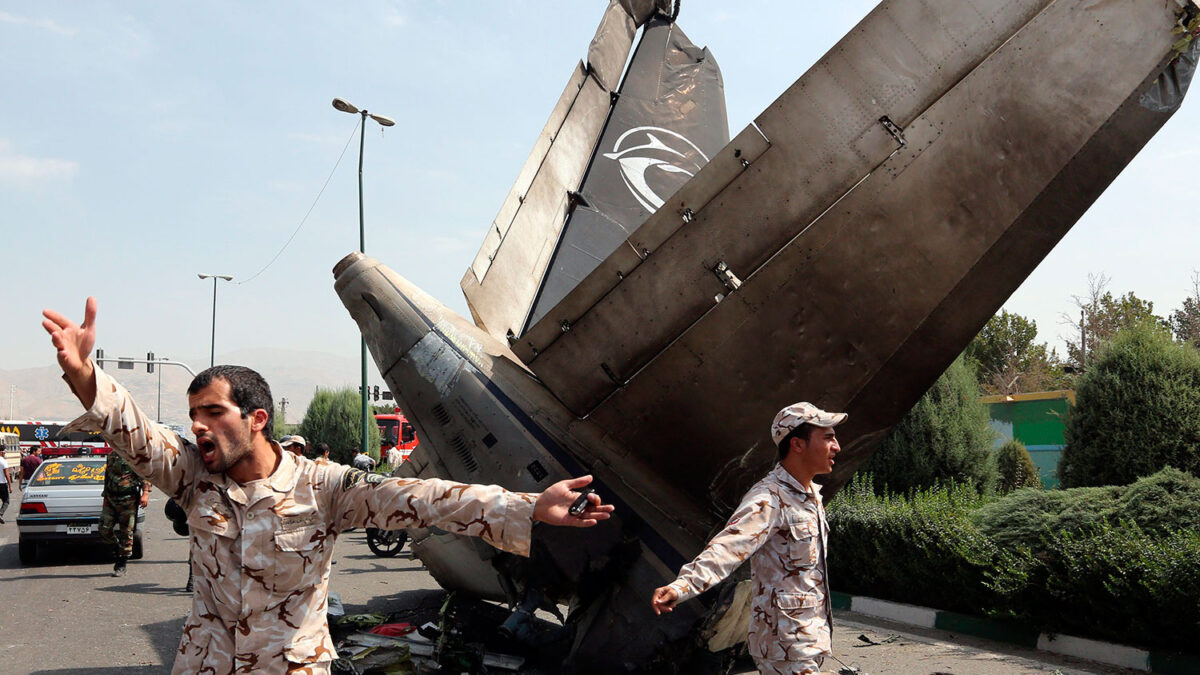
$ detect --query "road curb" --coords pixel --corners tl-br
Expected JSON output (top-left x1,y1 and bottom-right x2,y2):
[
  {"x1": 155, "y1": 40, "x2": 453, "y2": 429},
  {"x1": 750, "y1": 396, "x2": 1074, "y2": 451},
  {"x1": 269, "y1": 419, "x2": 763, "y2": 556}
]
[{"x1": 830, "y1": 592, "x2": 1200, "y2": 674}]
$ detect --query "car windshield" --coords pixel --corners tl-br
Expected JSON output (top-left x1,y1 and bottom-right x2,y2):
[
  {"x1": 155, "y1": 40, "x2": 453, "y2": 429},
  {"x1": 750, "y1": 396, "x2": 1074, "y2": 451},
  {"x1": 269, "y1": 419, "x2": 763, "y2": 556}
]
[{"x1": 29, "y1": 460, "x2": 105, "y2": 486}]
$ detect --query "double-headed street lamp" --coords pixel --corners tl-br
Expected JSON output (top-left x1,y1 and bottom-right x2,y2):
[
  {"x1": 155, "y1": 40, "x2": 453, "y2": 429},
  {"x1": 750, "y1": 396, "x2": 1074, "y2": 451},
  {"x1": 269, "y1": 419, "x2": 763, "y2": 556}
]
[
  {"x1": 332, "y1": 97, "x2": 395, "y2": 457},
  {"x1": 198, "y1": 273, "x2": 233, "y2": 368}
]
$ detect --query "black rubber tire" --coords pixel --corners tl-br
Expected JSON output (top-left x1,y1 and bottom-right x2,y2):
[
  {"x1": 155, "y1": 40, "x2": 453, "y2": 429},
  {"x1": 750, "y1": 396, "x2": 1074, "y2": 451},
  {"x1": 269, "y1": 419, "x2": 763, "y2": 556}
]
[
  {"x1": 18, "y1": 538, "x2": 37, "y2": 565},
  {"x1": 131, "y1": 531, "x2": 144, "y2": 560},
  {"x1": 366, "y1": 528, "x2": 407, "y2": 557}
]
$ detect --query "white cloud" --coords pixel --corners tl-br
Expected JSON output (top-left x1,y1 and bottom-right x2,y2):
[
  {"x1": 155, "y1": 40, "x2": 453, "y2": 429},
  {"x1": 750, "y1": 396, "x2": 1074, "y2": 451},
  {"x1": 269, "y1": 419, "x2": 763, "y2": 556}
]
[
  {"x1": 384, "y1": 10, "x2": 407, "y2": 28},
  {"x1": 0, "y1": 139, "x2": 79, "y2": 183},
  {"x1": 0, "y1": 11, "x2": 78, "y2": 36}
]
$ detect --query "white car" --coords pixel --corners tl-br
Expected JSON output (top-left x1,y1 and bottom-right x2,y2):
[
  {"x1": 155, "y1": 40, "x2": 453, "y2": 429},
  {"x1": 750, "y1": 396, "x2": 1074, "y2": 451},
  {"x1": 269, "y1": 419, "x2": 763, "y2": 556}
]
[{"x1": 16, "y1": 455, "x2": 145, "y2": 565}]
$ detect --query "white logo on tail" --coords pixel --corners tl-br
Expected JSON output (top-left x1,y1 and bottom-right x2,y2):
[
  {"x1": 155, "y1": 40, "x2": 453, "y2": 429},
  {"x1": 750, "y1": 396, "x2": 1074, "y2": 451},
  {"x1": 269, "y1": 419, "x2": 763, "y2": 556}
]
[{"x1": 603, "y1": 126, "x2": 708, "y2": 212}]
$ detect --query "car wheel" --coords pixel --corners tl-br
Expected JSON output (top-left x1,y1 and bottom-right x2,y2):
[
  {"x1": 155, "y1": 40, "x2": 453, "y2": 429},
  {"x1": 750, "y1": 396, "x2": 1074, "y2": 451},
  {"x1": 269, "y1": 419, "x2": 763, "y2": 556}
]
[
  {"x1": 18, "y1": 538, "x2": 38, "y2": 565},
  {"x1": 131, "y1": 531, "x2": 144, "y2": 560}
]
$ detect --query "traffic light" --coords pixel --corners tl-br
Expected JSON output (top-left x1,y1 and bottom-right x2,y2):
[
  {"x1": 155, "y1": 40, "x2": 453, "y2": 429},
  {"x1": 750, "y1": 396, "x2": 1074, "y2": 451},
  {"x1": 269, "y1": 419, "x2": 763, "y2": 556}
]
[
  {"x1": 95, "y1": 348, "x2": 104, "y2": 364},
  {"x1": 147, "y1": 352, "x2": 155, "y2": 373},
  {"x1": 373, "y1": 385, "x2": 380, "y2": 401}
]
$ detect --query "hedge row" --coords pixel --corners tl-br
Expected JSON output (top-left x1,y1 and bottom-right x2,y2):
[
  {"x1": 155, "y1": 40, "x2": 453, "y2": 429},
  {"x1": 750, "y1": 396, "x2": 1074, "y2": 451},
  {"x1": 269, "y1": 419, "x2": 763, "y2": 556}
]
[{"x1": 827, "y1": 472, "x2": 1200, "y2": 650}]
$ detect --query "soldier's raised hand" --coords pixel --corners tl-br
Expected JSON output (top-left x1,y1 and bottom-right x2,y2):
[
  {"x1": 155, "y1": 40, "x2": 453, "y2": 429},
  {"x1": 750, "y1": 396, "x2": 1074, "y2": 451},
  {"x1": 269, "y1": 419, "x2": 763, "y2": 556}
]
[
  {"x1": 533, "y1": 475, "x2": 614, "y2": 527},
  {"x1": 42, "y1": 297, "x2": 99, "y2": 408}
]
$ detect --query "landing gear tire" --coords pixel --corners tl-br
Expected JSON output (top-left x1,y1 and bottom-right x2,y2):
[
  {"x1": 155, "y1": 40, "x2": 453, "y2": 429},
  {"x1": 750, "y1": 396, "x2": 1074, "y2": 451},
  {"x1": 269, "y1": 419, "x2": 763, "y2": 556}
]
[{"x1": 366, "y1": 528, "x2": 408, "y2": 557}]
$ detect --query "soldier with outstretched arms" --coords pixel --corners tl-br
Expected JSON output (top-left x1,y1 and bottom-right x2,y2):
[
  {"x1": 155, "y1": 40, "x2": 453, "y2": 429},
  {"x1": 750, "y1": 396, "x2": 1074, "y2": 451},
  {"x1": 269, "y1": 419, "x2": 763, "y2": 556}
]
[{"x1": 43, "y1": 297, "x2": 614, "y2": 675}]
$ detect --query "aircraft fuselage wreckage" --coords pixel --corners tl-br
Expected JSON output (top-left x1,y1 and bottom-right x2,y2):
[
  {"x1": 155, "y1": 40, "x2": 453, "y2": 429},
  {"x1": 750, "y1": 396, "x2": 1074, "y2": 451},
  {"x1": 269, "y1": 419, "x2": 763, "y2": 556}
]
[{"x1": 335, "y1": 0, "x2": 1198, "y2": 671}]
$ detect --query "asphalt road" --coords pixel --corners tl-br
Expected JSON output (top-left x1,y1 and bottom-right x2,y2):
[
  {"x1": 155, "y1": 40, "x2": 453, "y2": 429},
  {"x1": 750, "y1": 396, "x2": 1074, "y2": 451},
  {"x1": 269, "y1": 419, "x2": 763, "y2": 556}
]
[{"x1": 0, "y1": 491, "x2": 1137, "y2": 675}]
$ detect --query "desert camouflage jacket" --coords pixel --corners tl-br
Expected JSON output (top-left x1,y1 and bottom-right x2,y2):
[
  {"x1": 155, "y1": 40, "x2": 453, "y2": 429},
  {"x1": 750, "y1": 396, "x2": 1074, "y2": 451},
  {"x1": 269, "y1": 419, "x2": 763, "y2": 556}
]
[
  {"x1": 65, "y1": 367, "x2": 536, "y2": 675},
  {"x1": 667, "y1": 464, "x2": 832, "y2": 663}
]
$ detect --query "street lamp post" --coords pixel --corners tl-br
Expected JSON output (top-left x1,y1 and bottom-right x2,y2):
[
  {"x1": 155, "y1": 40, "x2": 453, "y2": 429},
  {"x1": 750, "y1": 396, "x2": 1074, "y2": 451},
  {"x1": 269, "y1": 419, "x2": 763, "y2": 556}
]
[
  {"x1": 198, "y1": 274, "x2": 234, "y2": 368},
  {"x1": 332, "y1": 97, "x2": 395, "y2": 459}
]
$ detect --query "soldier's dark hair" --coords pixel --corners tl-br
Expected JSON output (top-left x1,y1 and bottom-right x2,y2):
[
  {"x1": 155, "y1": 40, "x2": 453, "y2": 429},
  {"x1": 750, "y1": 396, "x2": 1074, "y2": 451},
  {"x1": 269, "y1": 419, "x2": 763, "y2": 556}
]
[
  {"x1": 188, "y1": 365, "x2": 274, "y2": 439},
  {"x1": 777, "y1": 423, "x2": 815, "y2": 462},
  {"x1": 310, "y1": 442, "x2": 330, "y2": 460}
]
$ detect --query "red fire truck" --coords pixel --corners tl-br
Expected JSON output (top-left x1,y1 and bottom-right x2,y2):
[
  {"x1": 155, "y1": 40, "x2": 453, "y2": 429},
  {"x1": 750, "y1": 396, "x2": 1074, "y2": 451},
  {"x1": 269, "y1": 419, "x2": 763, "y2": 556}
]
[{"x1": 375, "y1": 410, "x2": 419, "y2": 463}]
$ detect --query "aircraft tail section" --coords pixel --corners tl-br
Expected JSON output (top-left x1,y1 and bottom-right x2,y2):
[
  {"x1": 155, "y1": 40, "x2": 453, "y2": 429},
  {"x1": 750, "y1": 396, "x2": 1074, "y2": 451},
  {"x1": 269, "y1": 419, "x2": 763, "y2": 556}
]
[
  {"x1": 460, "y1": 1, "x2": 726, "y2": 343},
  {"x1": 525, "y1": 18, "x2": 729, "y2": 328}
]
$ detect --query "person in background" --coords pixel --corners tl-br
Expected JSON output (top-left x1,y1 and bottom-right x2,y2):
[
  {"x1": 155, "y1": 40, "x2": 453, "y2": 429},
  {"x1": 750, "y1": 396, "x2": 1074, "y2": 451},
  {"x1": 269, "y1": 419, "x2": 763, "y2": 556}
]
[
  {"x1": 0, "y1": 453, "x2": 10, "y2": 524},
  {"x1": 352, "y1": 449, "x2": 376, "y2": 471},
  {"x1": 100, "y1": 450, "x2": 152, "y2": 576},
  {"x1": 21, "y1": 447, "x2": 43, "y2": 490},
  {"x1": 279, "y1": 435, "x2": 306, "y2": 456},
  {"x1": 310, "y1": 442, "x2": 332, "y2": 465}
]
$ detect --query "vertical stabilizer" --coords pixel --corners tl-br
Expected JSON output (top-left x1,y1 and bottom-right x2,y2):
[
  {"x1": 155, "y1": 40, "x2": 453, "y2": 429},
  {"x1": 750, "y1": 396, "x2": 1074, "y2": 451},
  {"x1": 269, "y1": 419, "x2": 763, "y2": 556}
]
[{"x1": 526, "y1": 18, "x2": 728, "y2": 327}]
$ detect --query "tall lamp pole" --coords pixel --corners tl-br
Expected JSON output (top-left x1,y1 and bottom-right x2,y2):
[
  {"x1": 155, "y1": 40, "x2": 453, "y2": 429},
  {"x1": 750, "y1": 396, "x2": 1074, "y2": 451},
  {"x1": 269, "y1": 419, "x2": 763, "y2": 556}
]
[
  {"x1": 332, "y1": 97, "x2": 395, "y2": 458},
  {"x1": 198, "y1": 274, "x2": 234, "y2": 368}
]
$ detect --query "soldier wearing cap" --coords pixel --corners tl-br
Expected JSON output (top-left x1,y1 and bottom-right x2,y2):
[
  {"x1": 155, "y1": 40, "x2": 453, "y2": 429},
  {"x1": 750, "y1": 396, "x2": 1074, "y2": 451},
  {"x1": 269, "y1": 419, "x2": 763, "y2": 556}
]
[
  {"x1": 651, "y1": 402, "x2": 846, "y2": 675},
  {"x1": 279, "y1": 435, "x2": 306, "y2": 456}
]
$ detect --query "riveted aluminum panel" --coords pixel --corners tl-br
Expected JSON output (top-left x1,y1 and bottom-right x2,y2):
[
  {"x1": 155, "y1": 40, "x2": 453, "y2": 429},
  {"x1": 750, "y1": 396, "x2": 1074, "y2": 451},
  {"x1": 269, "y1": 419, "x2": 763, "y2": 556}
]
[
  {"x1": 525, "y1": 0, "x2": 1057, "y2": 414},
  {"x1": 587, "y1": 0, "x2": 637, "y2": 92},
  {"x1": 467, "y1": 63, "x2": 589, "y2": 284},
  {"x1": 585, "y1": 0, "x2": 1190, "y2": 508},
  {"x1": 462, "y1": 74, "x2": 612, "y2": 339}
]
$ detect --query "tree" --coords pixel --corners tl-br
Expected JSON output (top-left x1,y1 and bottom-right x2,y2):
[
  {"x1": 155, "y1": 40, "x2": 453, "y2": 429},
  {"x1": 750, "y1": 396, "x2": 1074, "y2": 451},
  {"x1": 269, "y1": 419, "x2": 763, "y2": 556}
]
[
  {"x1": 862, "y1": 356, "x2": 997, "y2": 494},
  {"x1": 994, "y1": 439, "x2": 1043, "y2": 494},
  {"x1": 1063, "y1": 274, "x2": 1167, "y2": 371},
  {"x1": 1169, "y1": 272, "x2": 1200, "y2": 346},
  {"x1": 965, "y1": 310, "x2": 1066, "y2": 395},
  {"x1": 297, "y1": 387, "x2": 381, "y2": 465},
  {"x1": 1058, "y1": 324, "x2": 1200, "y2": 487}
]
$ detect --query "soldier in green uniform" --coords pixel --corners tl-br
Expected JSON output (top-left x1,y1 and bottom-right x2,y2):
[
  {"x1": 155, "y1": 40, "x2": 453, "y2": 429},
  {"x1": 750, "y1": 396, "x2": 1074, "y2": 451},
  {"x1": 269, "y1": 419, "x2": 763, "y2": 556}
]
[{"x1": 100, "y1": 450, "x2": 151, "y2": 576}]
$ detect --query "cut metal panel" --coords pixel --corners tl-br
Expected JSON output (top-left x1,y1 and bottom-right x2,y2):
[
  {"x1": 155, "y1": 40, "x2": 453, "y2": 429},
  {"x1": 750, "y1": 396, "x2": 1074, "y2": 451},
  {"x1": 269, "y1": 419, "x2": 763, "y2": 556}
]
[
  {"x1": 587, "y1": 0, "x2": 636, "y2": 92},
  {"x1": 462, "y1": 74, "x2": 612, "y2": 339},
  {"x1": 583, "y1": 0, "x2": 1188, "y2": 509},
  {"x1": 617, "y1": 0, "x2": 672, "y2": 26},
  {"x1": 468, "y1": 62, "x2": 589, "y2": 283}
]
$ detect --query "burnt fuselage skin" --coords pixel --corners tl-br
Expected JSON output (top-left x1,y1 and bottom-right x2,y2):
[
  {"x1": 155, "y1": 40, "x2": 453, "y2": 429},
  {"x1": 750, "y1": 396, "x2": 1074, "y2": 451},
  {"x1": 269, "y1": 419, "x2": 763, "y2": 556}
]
[{"x1": 334, "y1": 252, "x2": 712, "y2": 671}]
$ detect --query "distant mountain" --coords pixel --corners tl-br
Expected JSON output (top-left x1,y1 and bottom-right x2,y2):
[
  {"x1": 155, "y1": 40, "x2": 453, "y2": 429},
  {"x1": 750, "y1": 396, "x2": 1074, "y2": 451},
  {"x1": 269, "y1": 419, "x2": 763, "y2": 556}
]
[{"x1": 0, "y1": 348, "x2": 375, "y2": 430}]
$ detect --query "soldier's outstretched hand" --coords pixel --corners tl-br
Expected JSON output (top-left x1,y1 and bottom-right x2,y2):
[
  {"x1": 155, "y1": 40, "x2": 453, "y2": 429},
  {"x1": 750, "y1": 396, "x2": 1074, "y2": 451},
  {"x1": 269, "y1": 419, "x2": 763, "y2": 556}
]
[
  {"x1": 533, "y1": 475, "x2": 614, "y2": 527},
  {"x1": 651, "y1": 585, "x2": 679, "y2": 615},
  {"x1": 43, "y1": 297, "x2": 99, "y2": 408}
]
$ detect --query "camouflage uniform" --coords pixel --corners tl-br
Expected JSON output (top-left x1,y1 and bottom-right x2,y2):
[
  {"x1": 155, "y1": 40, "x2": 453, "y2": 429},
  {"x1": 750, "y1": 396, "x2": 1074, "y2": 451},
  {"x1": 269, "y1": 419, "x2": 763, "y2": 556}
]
[
  {"x1": 64, "y1": 368, "x2": 537, "y2": 675},
  {"x1": 667, "y1": 464, "x2": 831, "y2": 675},
  {"x1": 99, "y1": 451, "x2": 144, "y2": 558}
]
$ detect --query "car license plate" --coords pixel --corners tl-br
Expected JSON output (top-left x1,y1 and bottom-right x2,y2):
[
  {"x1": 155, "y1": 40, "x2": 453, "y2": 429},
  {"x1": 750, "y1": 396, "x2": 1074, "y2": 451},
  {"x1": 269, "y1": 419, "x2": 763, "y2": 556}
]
[{"x1": 66, "y1": 525, "x2": 90, "y2": 535}]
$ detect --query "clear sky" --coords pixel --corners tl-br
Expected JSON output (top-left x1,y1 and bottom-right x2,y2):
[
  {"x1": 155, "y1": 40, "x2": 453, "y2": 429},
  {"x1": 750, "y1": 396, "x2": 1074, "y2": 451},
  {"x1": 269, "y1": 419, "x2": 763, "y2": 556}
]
[{"x1": 3, "y1": 1, "x2": 1198, "y2": 377}]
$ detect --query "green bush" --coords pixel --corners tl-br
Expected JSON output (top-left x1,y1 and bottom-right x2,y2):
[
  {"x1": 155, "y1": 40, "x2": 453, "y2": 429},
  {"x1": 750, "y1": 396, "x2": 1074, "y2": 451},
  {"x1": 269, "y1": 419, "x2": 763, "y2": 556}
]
[
  {"x1": 1032, "y1": 523, "x2": 1200, "y2": 648},
  {"x1": 1059, "y1": 324, "x2": 1200, "y2": 487},
  {"x1": 862, "y1": 356, "x2": 997, "y2": 494},
  {"x1": 994, "y1": 440, "x2": 1042, "y2": 494},
  {"x1": 828, "y1": 475, "x2": 1016, "y2": 616},
  {"x1": 972, "y1": 467, "x2": 1200, "y2": 550}
]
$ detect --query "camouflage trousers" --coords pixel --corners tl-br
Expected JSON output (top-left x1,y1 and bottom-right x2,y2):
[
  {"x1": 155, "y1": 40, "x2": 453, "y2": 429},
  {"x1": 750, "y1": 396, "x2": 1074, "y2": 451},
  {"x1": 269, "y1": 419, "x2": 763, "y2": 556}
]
[
  {"x1": 99, "y1": 495, "x2": 138, "y2": 558},
  {"x1": 755, "y1": 656, "x2": 824, "y2": 675}
]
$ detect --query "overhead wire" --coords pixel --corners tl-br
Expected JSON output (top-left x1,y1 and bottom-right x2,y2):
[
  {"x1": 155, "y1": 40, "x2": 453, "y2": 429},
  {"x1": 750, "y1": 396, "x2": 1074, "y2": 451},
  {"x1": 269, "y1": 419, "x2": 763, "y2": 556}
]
[{"x1": 236, "y1": 117, "x2": 362, "y2": 285}]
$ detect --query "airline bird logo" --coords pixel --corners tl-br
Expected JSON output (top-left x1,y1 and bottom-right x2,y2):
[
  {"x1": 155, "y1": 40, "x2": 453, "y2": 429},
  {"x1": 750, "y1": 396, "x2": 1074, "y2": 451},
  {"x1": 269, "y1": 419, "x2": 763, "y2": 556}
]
[{"x1": 603, "y1": 126, "x2": 709, "y2": 213}]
